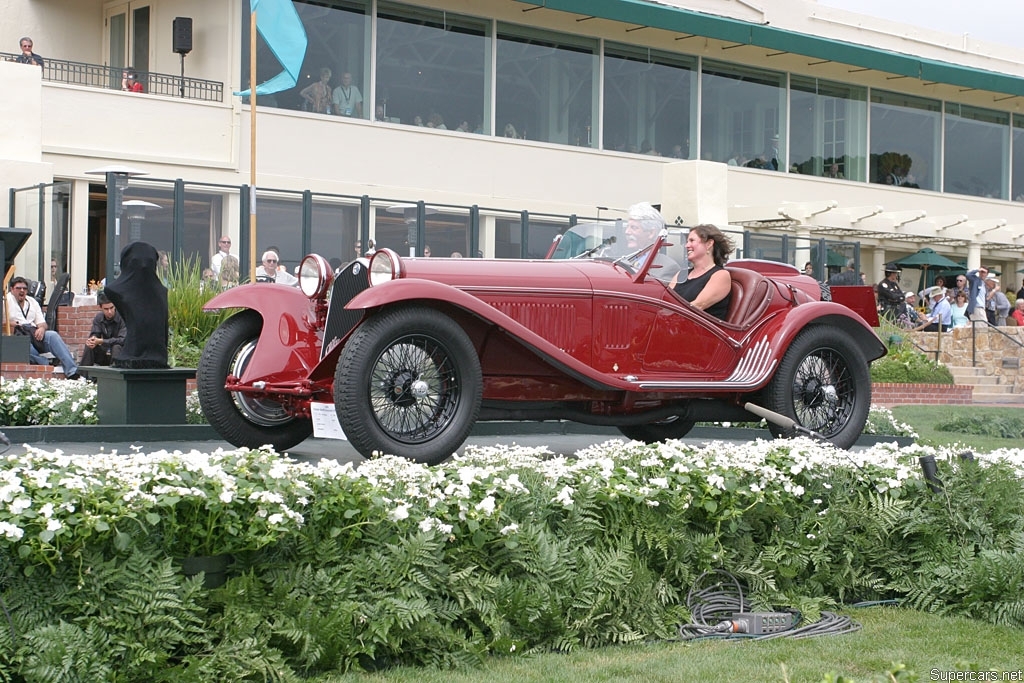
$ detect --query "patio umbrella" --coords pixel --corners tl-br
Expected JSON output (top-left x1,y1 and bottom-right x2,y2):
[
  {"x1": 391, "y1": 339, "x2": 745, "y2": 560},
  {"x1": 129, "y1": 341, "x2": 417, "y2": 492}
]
[{"x1": 894, "y1": 248, "x2": 962, "y2": 291}]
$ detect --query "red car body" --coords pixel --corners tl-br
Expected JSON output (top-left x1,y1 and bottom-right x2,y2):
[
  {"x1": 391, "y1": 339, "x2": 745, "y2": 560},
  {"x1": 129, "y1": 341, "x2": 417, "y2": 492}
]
[{"x1": 198, "y1": 226, "x2": 886, "y2": 463}]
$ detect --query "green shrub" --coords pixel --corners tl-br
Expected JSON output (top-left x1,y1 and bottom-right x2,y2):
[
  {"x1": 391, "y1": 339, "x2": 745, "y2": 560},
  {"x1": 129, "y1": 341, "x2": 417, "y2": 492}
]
[
  {"x1": 870, "y1": 343, "x2": 954, "y2": 384},
  {"x1": 936, "y1": 413, "x2": 1024, "y2": 439},
  {"x1": 167, "y1": 257, "x2": 233, "y2": 367}
]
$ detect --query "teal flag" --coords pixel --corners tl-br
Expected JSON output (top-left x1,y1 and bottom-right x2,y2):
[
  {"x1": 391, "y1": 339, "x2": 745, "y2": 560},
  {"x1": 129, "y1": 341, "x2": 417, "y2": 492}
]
[{"x1": 236, "y1": 0, "x2": 308, "y2": 96}]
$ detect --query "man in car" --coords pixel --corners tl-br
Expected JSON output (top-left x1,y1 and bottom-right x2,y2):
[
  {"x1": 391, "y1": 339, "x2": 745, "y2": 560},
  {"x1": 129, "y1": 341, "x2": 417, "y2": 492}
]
[{"x1": 623, "y1": 202, "x2": 681, "y2": 284}]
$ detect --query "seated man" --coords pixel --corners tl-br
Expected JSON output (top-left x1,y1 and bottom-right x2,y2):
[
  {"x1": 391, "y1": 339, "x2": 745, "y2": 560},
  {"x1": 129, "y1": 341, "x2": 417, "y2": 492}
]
[
  {"x1": 6, "y1": 276, "x2": 81, "y2": 380},
  {"x1": 80, "y1": 291, "x2": 126, "y2": 366},
  {"x1": 621, "y1": 202, "x2": 681, "y2": 284},
  {"x1": 255, "y1": 250, "x2": 298, "y2": 286}
]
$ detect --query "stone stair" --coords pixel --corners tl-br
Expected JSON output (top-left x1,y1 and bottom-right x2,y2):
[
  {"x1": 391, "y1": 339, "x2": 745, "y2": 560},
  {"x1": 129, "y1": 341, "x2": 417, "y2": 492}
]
[{"x1": 946, "y1": 364, "x2": 1024, "y2": 405}]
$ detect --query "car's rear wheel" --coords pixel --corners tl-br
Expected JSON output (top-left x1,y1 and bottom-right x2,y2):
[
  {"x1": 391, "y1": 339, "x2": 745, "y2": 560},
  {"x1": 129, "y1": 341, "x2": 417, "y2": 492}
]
[
  {"x1": 335, "y1": 306, "x2": 482, "y2": 464},
  {"x1": 198, "y1": 310, "x2": 313, "y2": 450},
  {"x1": 617, "y1": 416, "x2": 696, "y2": 443},
  {"x1": 765, "y1": 325, "x2": 870, "y2": 449}
]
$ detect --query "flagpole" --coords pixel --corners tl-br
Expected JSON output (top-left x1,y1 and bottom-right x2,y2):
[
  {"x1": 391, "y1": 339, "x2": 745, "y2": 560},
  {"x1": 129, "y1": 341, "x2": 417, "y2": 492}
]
[{"x1": 249, "y1": 8, "x2": 258, "y2": 279}]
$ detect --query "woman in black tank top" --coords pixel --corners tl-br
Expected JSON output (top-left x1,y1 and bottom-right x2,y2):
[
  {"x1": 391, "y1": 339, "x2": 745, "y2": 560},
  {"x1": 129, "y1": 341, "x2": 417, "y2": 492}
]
[{"x1": 673, "y1": 225, "x2": 735, "y2": 321}]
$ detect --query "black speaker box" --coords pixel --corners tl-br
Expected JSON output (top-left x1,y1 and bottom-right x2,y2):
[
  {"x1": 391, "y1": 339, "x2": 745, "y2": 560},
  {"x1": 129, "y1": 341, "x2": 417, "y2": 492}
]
[{"x1": 173, "y1": 17, "x2": 193, "y2": 54}]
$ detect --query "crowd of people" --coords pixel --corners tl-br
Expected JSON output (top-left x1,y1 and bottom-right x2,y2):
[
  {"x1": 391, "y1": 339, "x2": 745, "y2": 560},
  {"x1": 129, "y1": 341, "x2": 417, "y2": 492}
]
[{"x1": 873, "y1": 263, "x2": 1019, "y2": 331}]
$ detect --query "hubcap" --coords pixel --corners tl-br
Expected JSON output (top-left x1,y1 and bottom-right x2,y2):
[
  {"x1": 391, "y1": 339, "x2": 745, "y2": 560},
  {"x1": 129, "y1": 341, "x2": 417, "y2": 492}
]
[
  {"x1": 791, "y1": 350, "x2": 853, "y2": 437},
  {"x1": 230, "y1": 340, "x2": 293, "y2": 427}
]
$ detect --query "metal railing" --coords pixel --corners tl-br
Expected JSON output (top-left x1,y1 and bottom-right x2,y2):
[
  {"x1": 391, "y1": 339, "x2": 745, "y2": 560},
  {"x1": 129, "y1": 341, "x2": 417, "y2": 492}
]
[
  {"x1": 2, "y1": 52, "x2": 223, "y2": 102},
  {"x1": 969, "y1": 319, "x2": 1024, "y2": 367}
]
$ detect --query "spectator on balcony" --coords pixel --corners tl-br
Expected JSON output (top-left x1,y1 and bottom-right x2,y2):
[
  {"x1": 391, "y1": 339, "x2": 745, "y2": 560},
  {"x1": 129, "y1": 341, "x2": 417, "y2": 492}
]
[
  {"x1": 1012, "y1": 299, "x2": 1024, "y2": 327},
  {"x1": 300, "y1": 67, "x2": 332, "y2": 114},
  {"x1": 255, "y1": 251, "x2": 297, "y2": 286},
  {"x1": 16, "y1": 37, "x2": 43, "y2": 68},
  {"x1": 121, "y1": 69, "x2": 144, "y2": 93},
  {"x1": 916, "y1": 286, "x2": 952, "y2": 332},
  {"x1": 80, "y1": 291, "x2": 126, "y2": 367},
  {"x1": 332, "y1": 71, "x2": 362, "y2": 118}
]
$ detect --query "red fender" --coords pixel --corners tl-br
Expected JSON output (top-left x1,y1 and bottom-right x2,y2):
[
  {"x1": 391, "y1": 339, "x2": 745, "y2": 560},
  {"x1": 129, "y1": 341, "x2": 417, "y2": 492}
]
[{"x1": 204, "y1": 283, "x2": 321, "y2": 382}]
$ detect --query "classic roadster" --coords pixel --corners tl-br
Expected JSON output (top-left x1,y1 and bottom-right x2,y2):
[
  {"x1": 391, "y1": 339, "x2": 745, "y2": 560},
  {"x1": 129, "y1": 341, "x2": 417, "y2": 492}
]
[{"x1": 197, "y1": 222, "x2": 886, "y2": 464}]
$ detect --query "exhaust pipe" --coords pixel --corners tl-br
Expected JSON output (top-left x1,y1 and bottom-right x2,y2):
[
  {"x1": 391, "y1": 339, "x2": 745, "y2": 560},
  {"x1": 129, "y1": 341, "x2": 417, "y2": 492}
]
[{"x1": 743, "y1": 402, "x2": 828, "y2": 442}]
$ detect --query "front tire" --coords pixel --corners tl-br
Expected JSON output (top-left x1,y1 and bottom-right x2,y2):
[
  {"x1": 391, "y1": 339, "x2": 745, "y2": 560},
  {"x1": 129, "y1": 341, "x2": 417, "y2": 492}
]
[
  {"x1": 197, "y1": 310, "x2": 312, "y2": 450},
  {"x1": 765, "y1": 325, "x2": 870, "y2": 449},
  {"x1": 335, "y1": 306, "x2": 482, "y2": 464},
  {"x1": 617, "y1": 416, "x2": 696, "y2": 443}
]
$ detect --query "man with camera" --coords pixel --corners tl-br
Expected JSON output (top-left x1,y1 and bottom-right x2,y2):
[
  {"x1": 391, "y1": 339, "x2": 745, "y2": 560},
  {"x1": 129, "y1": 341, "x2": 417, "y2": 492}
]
[{"x1": 6, "y1": 276, "x2": 81, "y2": 380}]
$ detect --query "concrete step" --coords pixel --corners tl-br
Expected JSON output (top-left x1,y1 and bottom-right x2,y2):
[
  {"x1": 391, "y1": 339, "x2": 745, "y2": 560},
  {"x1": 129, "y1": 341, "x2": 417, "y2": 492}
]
[
  {"x1": 971, "y1": 390, "x2": 1024, "y2": 405},
  {"x1": 949, "y1": 373, "x2": 1001, "y2": 386}
]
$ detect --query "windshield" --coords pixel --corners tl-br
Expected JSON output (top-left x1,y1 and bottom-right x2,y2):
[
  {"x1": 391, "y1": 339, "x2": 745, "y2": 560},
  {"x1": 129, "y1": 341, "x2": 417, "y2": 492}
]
[{"x1": 549, "y1": 221, "x2": 690, "y2": 281}]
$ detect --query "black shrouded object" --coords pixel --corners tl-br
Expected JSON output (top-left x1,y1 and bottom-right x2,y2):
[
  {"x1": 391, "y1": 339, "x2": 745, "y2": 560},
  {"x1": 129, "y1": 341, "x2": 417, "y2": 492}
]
[{"x1": 173, "y1": 17, "x2": 193, "y2": 55}]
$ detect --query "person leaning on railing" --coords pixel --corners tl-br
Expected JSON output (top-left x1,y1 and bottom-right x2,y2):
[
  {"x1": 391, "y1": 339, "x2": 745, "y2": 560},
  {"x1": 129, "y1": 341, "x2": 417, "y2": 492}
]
[{"x1": 15, "y1": 37, "x2": 43, "y2": 68}]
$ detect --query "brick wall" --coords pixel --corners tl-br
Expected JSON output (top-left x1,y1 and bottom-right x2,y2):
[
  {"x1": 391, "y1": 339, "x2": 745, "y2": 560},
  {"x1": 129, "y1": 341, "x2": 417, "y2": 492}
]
[{"x1": 872, "y1": 382, "x2": 973, "y2": 407}]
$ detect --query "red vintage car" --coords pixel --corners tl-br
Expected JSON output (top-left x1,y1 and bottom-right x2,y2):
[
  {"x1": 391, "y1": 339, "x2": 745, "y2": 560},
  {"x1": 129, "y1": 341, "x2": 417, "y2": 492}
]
[{"x1": 197, "y1": 222, "x2": 886, "y2": 464}]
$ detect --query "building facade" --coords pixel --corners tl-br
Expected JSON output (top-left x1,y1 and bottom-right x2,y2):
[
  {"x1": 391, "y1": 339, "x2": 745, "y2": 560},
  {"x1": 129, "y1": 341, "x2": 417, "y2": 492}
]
[{"x1": 2, "y1": 0, "x2": 1024, "y2": 293}]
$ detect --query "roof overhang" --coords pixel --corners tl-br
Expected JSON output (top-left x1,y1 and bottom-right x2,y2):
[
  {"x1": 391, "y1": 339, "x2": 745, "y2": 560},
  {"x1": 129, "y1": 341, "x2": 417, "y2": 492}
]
[{"x1": 512, "y1": 0, "x2": 1024, "y2": 97}]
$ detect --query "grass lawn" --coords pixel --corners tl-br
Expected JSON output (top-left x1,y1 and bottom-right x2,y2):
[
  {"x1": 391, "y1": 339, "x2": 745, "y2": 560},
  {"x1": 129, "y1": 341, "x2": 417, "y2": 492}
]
[
  {"x1": 326, "y1": 607, "x2": 1021, "y2": 682},
  {"x1": 891, "y1": 404, "x2": 1024, "y2": 451}
]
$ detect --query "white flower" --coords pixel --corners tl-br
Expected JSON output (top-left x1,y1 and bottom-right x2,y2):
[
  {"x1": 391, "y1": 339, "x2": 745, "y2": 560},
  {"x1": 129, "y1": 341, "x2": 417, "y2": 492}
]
[
  {"x1": 45, "y1": 519, "x2": 62, "y2": 532},
  {"x1": 475, "y1": 495, "x2": 496, "y2": 515},
  {"x1": 388, "y1": 504, "x2": 410, "y2": 521},
  {"x1": 553, "y1": 485, "x2": 575, "y2": 507},
  {"x1": 499, "y1": 523, "x2": 519, "y2": 535},
  {"x1": 0, "y1": 522, "x2": 24, "y2": 540},
  {"x1": 9, "y1": 497, "x2": 32, "y2": 515}
]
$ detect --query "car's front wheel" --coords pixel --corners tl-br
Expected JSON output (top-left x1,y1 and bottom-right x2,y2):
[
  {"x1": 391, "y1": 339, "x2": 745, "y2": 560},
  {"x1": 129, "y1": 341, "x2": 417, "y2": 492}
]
[
  {"x1": 197, "y1": 310, "x2": 313, "y2": 450},
  {"x1": 617, "y1": 416, "x2": 696, "y2": 443},
  {"x1": 334, "y1": 306, "x2": 482, "y2": 464},
  {"x1": 765, "y1": 325, "x2": 870, "y2": 449}
]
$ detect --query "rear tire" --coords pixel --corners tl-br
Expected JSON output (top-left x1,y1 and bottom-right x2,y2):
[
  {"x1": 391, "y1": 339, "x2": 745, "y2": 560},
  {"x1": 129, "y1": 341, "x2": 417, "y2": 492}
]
[
  {"x1": 335, "y1": 306, "x2": 482, "y2": 464},
  {"x1": 765, "y1": 325, "x2": 870, "y2": 449},
  {"x1": 198, "y1": 310, "x2": 313, "y2": 450}
]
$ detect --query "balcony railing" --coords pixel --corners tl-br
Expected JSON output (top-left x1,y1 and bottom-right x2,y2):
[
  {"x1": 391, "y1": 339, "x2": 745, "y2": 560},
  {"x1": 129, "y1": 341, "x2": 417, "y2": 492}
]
[{"x1": 2, "y1": 53, "x2": 223, "y2": 102}]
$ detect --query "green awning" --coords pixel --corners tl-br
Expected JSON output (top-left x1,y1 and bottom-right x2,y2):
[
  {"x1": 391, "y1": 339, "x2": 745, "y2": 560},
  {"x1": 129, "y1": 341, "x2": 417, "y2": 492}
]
[{"x1": 513, "y1": 0, "x2": 1024, "y2": 97}]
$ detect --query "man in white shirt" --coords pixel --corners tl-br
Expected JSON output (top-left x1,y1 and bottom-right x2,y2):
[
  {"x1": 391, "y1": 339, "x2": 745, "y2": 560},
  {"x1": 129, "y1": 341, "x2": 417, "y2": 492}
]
[
  {"x1": 6, "y1": 276, "x2": 81, "y2": 379},
  {"x1": 254, "y1": 251, "x2": 298, "y2": 286},
  {"x1": 210, "y1": 236, "x2": 234, "y2": 278}
]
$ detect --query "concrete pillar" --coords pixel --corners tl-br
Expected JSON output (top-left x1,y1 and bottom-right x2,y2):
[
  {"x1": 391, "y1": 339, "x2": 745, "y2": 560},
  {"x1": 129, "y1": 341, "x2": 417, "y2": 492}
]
[{"x1": 659, "y1": 161, "x2": 729, "y2": 229}]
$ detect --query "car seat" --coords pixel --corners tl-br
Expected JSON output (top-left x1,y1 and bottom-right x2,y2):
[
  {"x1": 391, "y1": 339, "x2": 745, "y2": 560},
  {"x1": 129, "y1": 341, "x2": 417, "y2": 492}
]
[{"x1": 724, "y1": 267, "x2": 772, "y2": 328}]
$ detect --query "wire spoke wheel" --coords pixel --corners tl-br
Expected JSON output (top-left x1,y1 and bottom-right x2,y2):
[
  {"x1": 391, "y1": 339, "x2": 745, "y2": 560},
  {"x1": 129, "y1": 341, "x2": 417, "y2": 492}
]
[
  {"x1": 766, "y1": 325, "x2": 870, "y2": 449},
  {"x1": 369, "y1": 335, "x2": 460, "y2": 443},
  {"x1": 790, "y1": 350, "x2": 854, "y2": 437},
  {"x1": 230, "y1": 339, "x2": 293, "y2": 427},
  {"x1": 335, "y1": 306, "x2": 482, "y2": 464}
]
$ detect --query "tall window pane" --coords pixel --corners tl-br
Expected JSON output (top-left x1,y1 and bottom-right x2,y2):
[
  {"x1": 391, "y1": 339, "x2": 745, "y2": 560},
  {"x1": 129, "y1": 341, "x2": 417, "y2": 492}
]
[
  {"x1": 496, "y1": 25, "x2": 597, "y2": 146},
  {"x1": 790, "y1": 76, "x2": 866, "y2": 181},
  {"x1": 700, "y1": 61, "x2": 785, "y2": 170},
  {"x1": 944, "y1": 103, "x2": 1009, "y2": 199},
  {"x1": 869, "y1": 91, "x2": 940, "y2": 190},
  {"x1": 1012, "y1": 115, "x2": 1024, "y2": 202},
  {"x1": 603, "y1": 44, "x2": 695, "y2": 157},
  {"x1": 377, "y1": 4, "x2": 489, "y2": 132},
  {"x1": 242, "y1": 1, "x2": 369, "y2": 116},
  {"x1": 311, "y1": 199, "x2": 360, "y2": 267}
]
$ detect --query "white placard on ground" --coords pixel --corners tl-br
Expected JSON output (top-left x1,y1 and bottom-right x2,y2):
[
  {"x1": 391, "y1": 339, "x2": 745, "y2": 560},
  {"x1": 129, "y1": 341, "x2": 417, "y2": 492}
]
[{"x1": 310, "y1": 402, "x2": 347, "y2": 440}]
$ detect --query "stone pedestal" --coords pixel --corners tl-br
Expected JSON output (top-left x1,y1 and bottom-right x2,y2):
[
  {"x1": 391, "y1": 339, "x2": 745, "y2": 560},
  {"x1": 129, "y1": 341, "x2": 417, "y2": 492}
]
[
  {"x1": 83, "y1": 366, "x2": 196, "y2": 424},
  {"x1": 0, "y1": 334, "x2": 30, "y2": 364}
]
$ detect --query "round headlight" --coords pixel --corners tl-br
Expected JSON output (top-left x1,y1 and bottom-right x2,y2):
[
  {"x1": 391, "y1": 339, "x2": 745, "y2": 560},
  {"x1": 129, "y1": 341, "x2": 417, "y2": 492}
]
[
  {"x1": 299, "y1": 254, "x2": 332, "y2": 299},
  {"x1": 369, "y1": 249, "x2": 402, "y2": 286}
]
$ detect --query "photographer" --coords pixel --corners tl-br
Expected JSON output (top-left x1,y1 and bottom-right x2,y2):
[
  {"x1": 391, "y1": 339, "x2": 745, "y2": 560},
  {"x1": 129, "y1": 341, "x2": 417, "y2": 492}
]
[{"x1": 6, "y1": 276, "x2": 81, "y2": 380}]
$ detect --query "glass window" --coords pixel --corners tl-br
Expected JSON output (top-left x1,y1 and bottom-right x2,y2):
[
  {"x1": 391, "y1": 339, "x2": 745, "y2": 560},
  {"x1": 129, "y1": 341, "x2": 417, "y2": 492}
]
[
  {"x1": 1013, "y1": 115, "x2": 1024, "y2": 202},
  {"x1": 254, "y1": 195, "x2": 303, "y2": 273},
  {"x1": 496, "y1": 25, "x2": 598, "y2": 146},
  {"x1": 372, "y1": 205, "x2": 470, "y2": 257},
  {"x1": 494, "y1": 217, "x2": 567, "y2": 258},
  {"x1": 242, "y1": 1, "x2": 369, "y2": 116},
  {"x1": 944, "y1": 103, "x2": 1009, "y2": 200},
  {"x1": 603, "y1": 44, "x2": 695, "y2": 157},
  {"x1": 700, "y1": 61, "x2": 785, "y2": 170},
  {"x1": 869, "y1": 91, "x2": 940, "y2": 190},
  {"x1": 789, "y1": 77, "x2": 867, "y2": 181},
  {"x1": 311, "y1": 199, "x2": 361, "y2": 267},
  {"x1": 377, "y1": 4, "x2": 489, "y2": 132}
]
